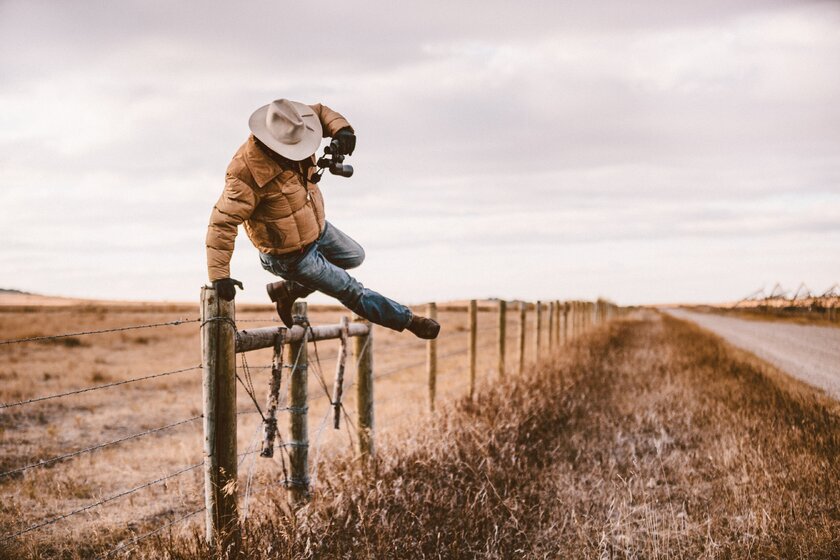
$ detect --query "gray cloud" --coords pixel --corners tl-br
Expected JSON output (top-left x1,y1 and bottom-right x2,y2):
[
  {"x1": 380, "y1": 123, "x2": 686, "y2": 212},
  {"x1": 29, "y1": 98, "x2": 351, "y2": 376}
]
[{"x1": 1, "y1": 0, "x2": 838, "y2": 304}]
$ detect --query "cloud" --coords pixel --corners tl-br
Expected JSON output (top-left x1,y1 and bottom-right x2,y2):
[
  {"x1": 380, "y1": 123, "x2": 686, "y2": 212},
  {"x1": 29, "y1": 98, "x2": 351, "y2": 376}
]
[{"x1": 0, "y1": 0, "x2": 838, "y2": 304}]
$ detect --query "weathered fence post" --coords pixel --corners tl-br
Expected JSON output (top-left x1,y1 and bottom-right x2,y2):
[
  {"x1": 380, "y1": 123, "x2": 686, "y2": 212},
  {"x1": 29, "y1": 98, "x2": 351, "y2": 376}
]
[
  {"x1": 534, "y1": 300, "x2": 543, "y2": 363},
  {"x1": 498, "y1": 300, "x2": 507, "y2": 378},
  {"x1": 548, "y1": 301, "x2": 556, "y2": 354},
  {"x1": 200, "y1": 287, "x2": 239, "y2": 551},
  {"x1": 354, "y1": 314, "x2": 374, "y2": 459},
  {"x1": 468, "y1": 299, "x2": 477, "y2": 400},
  {"x1": 518, "y1": 301, "x2": 527, "y2": 376},
  {"x1": 288, "y1": 301, "x2": 309, "y2": 503},
  {"x1": 427, "y1": 302, "x2": 437, "y2": 412}
]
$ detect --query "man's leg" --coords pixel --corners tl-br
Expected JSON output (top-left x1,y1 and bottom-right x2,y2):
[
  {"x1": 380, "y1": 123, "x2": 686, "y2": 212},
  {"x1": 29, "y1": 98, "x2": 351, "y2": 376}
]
[
  {"x1": 264, "y1": 222, "x2": 363, "y2": 303},
  {"x1": 286, "y1": 247, "x2": 411, "y2": 331},
  {"x1": 316, "y1": 221, "x2": 365, "y2": 270}
]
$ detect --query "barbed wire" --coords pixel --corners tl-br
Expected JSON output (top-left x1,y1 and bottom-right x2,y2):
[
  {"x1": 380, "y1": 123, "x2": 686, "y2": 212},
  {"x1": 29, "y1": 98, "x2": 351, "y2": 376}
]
[
  {"x1": 0, "y1": 319, "x2": 199, "y2": 346},
  {"x1": 1, "y1": 462, "x2": 203, "y2": 542},
  {"x1": 0, "y1": 365, "x2": 202, "y2": 410},
  {"x1": 0, "y1": 415, "x2": 202, "y2": 480},
  {"x1": 99, "y1": 506, "x2": 206, "y2": 559}
]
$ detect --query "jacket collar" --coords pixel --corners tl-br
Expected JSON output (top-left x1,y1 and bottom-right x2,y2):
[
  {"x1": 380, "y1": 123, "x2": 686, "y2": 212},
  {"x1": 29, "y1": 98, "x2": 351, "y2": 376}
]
[
  {"x1": 243, "y1": 135, "x2": 284, "y2": 188},
  {"x1": 243, "y1": 135, "x2": 318, "y2": 188}
]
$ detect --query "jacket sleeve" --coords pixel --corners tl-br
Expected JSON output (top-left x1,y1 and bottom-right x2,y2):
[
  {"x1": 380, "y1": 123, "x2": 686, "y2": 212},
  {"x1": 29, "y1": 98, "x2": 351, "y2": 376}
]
[
  {"x1": 309, "y1": 103, "x2": 353, "y2": 138},
  {"x1": 206, "y1": 174, "x2": 258, "y2": 282}
]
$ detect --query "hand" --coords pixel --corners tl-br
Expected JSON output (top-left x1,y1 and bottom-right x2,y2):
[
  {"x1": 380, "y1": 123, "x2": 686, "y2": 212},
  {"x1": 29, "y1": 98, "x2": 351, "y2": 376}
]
[
  {"x1": 334, "y1": 127, "x2": 356, "y2": 156},
  {"x1": 213, "y1": 278, "x2": 244, "y2": 301}
]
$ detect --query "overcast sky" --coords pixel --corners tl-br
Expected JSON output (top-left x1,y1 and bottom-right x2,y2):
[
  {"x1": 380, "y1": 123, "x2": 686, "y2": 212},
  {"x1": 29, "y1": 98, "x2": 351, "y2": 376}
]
[{"x1": 1, "y1": 0, "x2": 838, "y2": 305}]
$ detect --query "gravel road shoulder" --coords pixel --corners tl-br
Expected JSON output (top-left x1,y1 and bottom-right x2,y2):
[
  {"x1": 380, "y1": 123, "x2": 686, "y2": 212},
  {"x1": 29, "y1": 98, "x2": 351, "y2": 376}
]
[{"x1": 665, "y1": 308, "x2": 840, "y2": 400}]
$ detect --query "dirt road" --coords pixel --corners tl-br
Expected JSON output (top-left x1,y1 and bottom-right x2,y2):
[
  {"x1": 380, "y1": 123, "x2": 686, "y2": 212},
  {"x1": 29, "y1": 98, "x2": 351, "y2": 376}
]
[{"x1": 666, "y1": 309, "x2": 840, "y2": 400}]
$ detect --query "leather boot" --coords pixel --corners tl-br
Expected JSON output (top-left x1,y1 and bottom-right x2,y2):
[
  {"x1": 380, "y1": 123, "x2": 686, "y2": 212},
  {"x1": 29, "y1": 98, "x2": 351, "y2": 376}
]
[
  {"x1": 406, "y1": 314, "x2": 441, "y2": 339},
  {"x1": 266, "y1": 280, "x2": 308, "y2": 328}
]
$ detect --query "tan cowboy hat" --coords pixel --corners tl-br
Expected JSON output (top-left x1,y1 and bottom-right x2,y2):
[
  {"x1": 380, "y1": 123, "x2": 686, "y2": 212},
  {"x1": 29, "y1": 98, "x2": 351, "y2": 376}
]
[{"x1": 248, "y1": 99, "x2": 323, "y2": 160}]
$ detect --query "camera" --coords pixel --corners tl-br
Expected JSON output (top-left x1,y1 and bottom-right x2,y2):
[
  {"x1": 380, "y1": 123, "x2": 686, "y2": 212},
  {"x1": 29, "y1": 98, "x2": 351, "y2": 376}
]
[{"x1": 314, "y1": 138, "x2": 353, "y2": 180}]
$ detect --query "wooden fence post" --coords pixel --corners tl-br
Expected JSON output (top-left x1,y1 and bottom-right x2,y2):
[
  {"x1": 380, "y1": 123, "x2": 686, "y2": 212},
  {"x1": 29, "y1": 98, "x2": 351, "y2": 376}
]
[
  {"x1": 534, "y1": 300, "x2": 543, "y2": 363},
  {"x1": 518, "y1": 301, "x2": 527, "y2": 376},
  {"x1": 468, "y1": 300, "x2": 477, "y2": 400},
  {"x1": 288, "y1": 301, "x2": 309, "y2": 503},
  {"x1": 354, "y1": 314, "x2": 374, "y2": 459},
  {"x1": 548, "y1": 301, "x2": 556, "y2": 354},
  {"x1": 498, "y1": 300, "x2": 507, "y2": 379},
  {"x1": 200, "y1": 287, "x2": 239, "y2": 551},
  {"x1": 427, "y1": 302, "x2": 437, "y2": 413}
]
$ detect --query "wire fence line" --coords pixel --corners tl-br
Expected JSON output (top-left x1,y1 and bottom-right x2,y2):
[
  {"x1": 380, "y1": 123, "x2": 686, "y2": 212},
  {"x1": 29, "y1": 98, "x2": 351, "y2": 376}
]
[
  {"x1": 1, "y1": 298, "x2": 611, "y2": 554},
  {"x1": 1, "y1": 462, "x2": 204, "y2": 542},
  {"x1": 0, "y1": 365, "x2": 202, "y2": 410},
  {"x1": 0, "y1": 415, "x2": 203, "y2": 480},
  {"x1": 0, "y1": 318, "x2": 199, "y2": 346},
  {"x1": 99, "y1": 507, "x2": 207, "y2": 560}
]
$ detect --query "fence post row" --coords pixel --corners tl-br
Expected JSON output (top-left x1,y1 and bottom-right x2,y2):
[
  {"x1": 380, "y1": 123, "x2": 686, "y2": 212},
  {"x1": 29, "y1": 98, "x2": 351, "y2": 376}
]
[
  {"x1": 200, "y1": 290, "x2": 621, "y2": 547},
  {"x1": 200, "y1": 287, "x2": 239, "y2": 552}
]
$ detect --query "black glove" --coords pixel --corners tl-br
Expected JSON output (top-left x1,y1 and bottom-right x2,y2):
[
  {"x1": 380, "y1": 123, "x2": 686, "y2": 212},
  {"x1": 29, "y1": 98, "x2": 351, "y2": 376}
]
[
  {"x1": 334, "y1": 127, "x2": 356, "y2": 156},
  {"x1": 213, "y1": 278, "x2": 244, "y2": 301}
]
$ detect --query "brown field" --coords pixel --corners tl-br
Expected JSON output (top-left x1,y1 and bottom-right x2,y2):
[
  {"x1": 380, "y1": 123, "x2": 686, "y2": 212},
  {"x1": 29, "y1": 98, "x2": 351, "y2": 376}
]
[
  {"x1": 1, "y1": 297, "x2": 550, "y2": 558},
  {"x1": 3, "y1": 304, "x2": 839, "y2": 558}
]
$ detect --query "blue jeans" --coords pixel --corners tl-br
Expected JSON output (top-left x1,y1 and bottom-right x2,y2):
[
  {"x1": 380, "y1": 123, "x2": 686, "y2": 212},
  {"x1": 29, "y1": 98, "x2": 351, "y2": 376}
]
[{"x1": 259, "y1": 222, "x2": 413, "y2": 331}]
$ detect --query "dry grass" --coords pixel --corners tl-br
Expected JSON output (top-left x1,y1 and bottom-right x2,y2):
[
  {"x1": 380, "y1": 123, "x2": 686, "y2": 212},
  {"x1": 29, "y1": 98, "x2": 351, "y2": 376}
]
[
  {"x1": 3, "y1": 308, "x2": 839, "y2": 558},
  {"x1": 115, "y1": 311, "x2": 839, "y2": 559}
]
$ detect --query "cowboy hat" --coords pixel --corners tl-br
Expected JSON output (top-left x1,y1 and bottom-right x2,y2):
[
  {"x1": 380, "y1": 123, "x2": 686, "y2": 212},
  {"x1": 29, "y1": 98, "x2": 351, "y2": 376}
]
[{"x1": 248, "y1": 99, "x2": 323, "y2": 161}]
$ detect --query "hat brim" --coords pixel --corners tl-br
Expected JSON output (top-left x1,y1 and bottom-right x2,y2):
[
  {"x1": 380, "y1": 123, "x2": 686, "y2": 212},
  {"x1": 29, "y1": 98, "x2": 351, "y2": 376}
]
[{"x1": 248, "y1": 101, "x2": 323, "y2": 161}]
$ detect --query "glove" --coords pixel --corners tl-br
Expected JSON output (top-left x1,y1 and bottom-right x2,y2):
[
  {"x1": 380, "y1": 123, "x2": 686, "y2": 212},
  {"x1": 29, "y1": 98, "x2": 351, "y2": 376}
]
[
  {"x1": 213, "y1": 278, "x2": 244, "y2": 301},
  {"x1": 334, "y1": 127, "x2": 356, "y2": 156}
]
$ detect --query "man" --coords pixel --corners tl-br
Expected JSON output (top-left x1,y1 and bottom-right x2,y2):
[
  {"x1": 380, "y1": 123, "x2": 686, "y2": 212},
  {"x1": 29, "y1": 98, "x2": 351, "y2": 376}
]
[{"x1": 206, "y1": 99, "x2": 440, "y2": 339}]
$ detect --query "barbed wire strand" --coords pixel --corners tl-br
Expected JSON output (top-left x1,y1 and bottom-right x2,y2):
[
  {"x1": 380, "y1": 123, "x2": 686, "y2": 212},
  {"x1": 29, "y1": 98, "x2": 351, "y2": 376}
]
[
  {"x1": 0, "y1": 462, "x2": 203, "y2": 542},
  {"x1": 0, "y1": 319, "x2": 199, "y2": 346},
  {"x1": 0, "y1": 415, "x2": 202, "y2": 480},
  {"x1": 99, "y1": 506, "x2": 206, "y2": 560},
  {"x1": 0, "y1": 365, "x2": 202, "y2": 410}
]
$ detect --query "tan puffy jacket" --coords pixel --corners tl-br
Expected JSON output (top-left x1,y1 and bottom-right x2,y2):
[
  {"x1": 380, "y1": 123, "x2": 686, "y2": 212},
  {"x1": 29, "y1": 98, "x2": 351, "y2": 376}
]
[{"x1": 206, "y1": 104, "x2": 352, "y2": 281}]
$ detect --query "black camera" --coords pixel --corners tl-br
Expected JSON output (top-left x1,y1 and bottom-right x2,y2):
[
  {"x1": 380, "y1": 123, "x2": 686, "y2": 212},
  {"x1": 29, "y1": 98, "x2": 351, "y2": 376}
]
[{"x1": 314, "y1": 139, "x2": 353, "y2": 181}]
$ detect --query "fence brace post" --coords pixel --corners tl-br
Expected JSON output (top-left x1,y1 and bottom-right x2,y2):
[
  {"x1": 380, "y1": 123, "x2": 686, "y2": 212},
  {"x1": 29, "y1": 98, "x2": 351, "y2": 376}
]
[
  {"x1": 354, "y1": 313, "x2": 374, "y2": 460},
  {"x1": 200, "y1": 286, "x2": 239, "y2": 552}
]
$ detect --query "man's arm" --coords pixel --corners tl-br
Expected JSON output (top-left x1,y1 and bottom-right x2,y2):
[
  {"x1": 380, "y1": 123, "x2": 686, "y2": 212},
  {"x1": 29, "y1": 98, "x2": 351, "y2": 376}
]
[
  {"x1": 309, "y1": 103, "x2": 353, "y2": 138},
  {"x1": 206, "y1": 174, "x2": 258, "y2": 283}
]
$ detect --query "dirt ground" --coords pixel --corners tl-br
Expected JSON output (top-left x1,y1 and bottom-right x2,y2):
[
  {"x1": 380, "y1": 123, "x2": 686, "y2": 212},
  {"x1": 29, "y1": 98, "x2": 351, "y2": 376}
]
[{"x1": 0, "y1": 298, "x2": 562, "y2": 556}]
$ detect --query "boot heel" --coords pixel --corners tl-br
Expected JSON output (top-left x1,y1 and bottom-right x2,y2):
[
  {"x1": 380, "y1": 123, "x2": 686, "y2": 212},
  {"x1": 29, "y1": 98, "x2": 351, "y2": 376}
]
[{"x1": 266, "y1": 281, "x2": 286, "y2": 303}]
